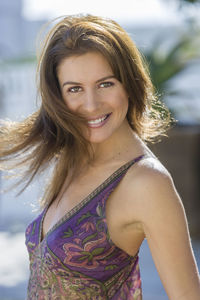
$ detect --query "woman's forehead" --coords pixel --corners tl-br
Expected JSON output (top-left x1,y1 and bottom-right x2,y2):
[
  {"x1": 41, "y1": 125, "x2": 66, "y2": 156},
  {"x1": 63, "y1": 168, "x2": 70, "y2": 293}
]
[{"x1": 57, "y1": 52, "x2": 114, "y2": 84}]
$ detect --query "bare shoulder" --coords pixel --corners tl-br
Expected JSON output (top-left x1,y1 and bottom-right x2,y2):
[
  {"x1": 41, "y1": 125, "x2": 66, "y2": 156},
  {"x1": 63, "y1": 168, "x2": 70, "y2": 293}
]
[
  {"x1": 128, "y1": 155, "x2": 172, "y2": 184},
  {"x1": 121, "y1": 156, "x2": 184, "y2": 226},
  {"x1": 125, "y1": 155, "x2": 176, "y2": 198}
]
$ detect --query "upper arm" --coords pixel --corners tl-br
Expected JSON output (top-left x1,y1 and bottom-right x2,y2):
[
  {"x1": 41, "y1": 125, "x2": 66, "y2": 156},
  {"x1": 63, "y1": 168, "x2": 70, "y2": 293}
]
[{"x1": 126, "y1": 160, "x2": 200, "y2": 299}]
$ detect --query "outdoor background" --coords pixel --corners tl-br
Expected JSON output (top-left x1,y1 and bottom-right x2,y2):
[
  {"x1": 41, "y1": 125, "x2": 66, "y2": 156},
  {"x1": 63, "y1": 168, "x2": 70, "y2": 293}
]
[{"x1": 0, "y1": 0, "x2": 200, "y2": 299}]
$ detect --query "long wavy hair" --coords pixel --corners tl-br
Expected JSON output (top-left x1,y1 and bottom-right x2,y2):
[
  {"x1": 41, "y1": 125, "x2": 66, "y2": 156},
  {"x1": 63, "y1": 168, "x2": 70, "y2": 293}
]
[{"x1": 0, "y1": 14, "x2": 171, "y2": 207}]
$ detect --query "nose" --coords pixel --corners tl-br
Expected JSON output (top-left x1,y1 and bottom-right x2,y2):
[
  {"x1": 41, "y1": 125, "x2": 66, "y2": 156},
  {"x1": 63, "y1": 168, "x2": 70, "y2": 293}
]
[{"x1": 81, "y1": 89, "x2": 101, "y2": 114}]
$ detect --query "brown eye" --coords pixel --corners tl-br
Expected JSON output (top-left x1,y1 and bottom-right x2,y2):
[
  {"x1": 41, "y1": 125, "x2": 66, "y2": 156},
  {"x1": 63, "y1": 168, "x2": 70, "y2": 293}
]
[
  {"x1": 99, "y1": 82, "x2": 114, "y2": 88},
  {"x1": 68, "y1": 86, "x2": 82, "y2": 93}
]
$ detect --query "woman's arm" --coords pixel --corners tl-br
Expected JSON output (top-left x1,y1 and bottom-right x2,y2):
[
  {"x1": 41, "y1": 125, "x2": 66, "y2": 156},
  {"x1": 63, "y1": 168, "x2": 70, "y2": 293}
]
[{"x1": 125, "y1": 159, "x2": 200, "y2": 299}]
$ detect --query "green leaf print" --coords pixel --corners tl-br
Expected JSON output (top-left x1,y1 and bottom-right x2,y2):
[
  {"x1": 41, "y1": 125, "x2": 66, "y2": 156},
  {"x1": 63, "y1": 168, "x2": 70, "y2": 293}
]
[
  {"x1": 105, "y1": 264, "x2": 118, "y2": 270},
  {"x1": 91, "y1": 247, "x2": 104, "y2": 256},
  {"x1": 77, "y1": 252, "x2": 94, "y2": 262},
  {"x1": 77, "y1": 254, "x2": 91, "y2": 261},
  {"x1": 82, "y1": 232, "x2": 97, "y2": 244},
  {"x1": 62, "y1": 227, "x2": 73, "y2": 238},
  {"x1": 31, "y1": 222, "x2": 36, "y2": 235},
  {"x1": 77, "y1": 212, "x2": 93, "y2": 225}
]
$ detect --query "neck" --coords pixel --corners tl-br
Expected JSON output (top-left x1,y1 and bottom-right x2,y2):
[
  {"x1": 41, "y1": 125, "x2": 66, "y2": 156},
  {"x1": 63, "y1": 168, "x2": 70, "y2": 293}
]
[{"x1": 90, "y1": 120, "x2": 138, "y2": 166}]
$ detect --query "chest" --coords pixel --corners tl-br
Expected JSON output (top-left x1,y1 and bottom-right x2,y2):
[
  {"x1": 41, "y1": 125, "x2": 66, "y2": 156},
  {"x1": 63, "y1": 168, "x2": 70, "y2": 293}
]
[
  {"x1": 42, "y1": 166, "x2": 144, "y2": 256},
  {"x1": 42, "y1": 165, "x2": 118, "y2": 237}
]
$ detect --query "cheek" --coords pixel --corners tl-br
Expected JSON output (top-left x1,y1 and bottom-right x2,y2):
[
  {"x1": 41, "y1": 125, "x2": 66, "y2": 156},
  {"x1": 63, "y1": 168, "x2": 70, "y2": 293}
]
[
  {"x1": 111, "y1": 88, "x2": 128, "y2": 107},
  {"x1": 63, "y1": 98, "x2": 78, "y2": 112},
  {"x1": 114, "y1": 94, "x2": 129, "y2": 112}
]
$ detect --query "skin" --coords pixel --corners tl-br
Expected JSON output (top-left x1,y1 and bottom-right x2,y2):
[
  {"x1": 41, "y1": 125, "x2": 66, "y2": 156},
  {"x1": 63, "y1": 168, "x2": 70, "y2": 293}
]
[
  {"x1": 43, "y1": 51, "x2": 200, "y2": 299},
  {"x1": 58, "y1": 51, "x2": 130, "y2": 147}
]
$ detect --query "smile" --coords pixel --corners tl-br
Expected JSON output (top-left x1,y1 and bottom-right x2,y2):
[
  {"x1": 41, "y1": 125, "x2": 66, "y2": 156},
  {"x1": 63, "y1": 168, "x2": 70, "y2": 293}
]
[{"x1": 87, "y1": 113, "x2": 111, "y2": 128}]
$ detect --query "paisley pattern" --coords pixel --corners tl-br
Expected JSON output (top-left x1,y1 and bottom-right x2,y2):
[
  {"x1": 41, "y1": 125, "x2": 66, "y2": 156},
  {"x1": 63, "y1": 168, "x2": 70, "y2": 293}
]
[{"x1": 25, "y1": 155, "x2": 145, "y2": 299}]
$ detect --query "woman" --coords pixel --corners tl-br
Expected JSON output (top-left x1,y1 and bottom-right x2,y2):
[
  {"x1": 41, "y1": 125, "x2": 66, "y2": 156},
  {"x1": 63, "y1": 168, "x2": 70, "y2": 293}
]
[{"x1": 1, "y1": 14, "x2": 199, "y2": 299}]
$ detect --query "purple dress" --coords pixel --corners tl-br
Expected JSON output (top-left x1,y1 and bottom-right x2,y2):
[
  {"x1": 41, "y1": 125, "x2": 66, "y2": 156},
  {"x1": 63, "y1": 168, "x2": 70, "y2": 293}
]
[{"x1": 25, "y1": 155, "x2": 145, "y2": 299}]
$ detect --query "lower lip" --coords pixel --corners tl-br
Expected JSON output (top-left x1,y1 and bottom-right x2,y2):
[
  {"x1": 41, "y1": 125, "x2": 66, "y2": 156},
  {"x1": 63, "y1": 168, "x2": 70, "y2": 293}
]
[{"x1": 87, "y1": 113, "x2": 111, "y2": 128}]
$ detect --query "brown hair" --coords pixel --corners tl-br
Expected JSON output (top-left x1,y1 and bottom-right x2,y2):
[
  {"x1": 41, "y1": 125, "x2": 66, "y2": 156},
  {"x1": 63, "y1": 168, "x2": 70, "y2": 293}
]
[{"x1": 0, "y1": 14, "x2": 171, "y2": 207}]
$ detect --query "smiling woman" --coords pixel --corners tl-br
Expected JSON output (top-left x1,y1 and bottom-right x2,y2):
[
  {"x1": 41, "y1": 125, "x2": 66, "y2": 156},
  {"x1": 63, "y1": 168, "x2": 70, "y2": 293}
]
[
  {"x1": 57, "y1": 52, "x2": 129, "y2": 143},
  {"x1": 0, "y1": 14, "x2": 200, "y2": 299}
]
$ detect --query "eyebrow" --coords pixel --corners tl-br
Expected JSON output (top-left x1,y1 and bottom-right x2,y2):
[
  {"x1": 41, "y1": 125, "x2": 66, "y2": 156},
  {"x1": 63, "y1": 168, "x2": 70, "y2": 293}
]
[{"x1": 62, "y1": 75, "x2": 116, "y2": 88}]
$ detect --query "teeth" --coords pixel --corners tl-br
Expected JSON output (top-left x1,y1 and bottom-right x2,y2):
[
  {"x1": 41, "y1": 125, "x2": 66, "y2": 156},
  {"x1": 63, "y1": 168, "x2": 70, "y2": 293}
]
[{"x1": 87, "y1": 115, "x2": 107, "y2": 125}]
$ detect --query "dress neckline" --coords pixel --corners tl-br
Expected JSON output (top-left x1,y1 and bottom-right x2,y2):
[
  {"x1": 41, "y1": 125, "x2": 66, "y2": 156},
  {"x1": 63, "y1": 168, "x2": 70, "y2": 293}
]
[{"x1": 39, "y1": 154, "x2": 147, "y2": 243}]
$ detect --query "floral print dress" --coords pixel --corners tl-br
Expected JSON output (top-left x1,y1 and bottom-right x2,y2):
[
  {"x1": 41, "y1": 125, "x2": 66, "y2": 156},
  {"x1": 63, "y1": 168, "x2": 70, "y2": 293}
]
[{"x1": 25, "y1": 155, "x2": 146, "y2": 299}]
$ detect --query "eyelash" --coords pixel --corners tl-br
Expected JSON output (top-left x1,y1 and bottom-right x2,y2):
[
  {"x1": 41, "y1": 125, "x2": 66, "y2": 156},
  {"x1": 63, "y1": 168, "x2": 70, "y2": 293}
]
[
  {"x1": 67, "y1": 86, "x2": 82, "y2": 93},
  {"x1": 67, "y1": 81, "x2": 114, "y2": 93},
  {"x1": 99, "y1": 81, "x2": 114, "y2": 88}
]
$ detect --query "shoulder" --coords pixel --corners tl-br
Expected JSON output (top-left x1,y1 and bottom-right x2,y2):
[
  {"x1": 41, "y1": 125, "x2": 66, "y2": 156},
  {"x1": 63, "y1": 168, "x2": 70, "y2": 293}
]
[
  {"x1": 126, "y1": 155, "x2": 175, "y2": 197},
  {"x1": 120, "y1": 155, "x2": 185, "y2": 226}
]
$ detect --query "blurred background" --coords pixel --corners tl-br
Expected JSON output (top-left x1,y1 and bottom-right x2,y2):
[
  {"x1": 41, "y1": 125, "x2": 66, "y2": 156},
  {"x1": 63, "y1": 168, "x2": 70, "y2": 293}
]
[{"x1": 0, "y1": 0, "x2": 199, "y2": 299}]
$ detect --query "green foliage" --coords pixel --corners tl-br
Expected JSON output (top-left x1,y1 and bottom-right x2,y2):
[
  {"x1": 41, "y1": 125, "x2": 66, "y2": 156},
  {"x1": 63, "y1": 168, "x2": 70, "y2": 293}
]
[
  {"x1": 144, "y1": 31, "x2": 200, "y2": 99},
  {"x1": 163, "y1": 0, "x2": 200, "y2": 7},
  {"x1": 1, "y1": 55, "x2": 36, "y2": 66},
  {"x1": 181, "y1": 0, "x2": 200, "y2": 4}
]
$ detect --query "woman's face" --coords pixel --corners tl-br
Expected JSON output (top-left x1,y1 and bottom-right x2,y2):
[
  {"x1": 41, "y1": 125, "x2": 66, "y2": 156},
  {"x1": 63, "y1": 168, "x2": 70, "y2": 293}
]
[{"x1": 57, "y1": 51, "x2": 129, "y2": 144}]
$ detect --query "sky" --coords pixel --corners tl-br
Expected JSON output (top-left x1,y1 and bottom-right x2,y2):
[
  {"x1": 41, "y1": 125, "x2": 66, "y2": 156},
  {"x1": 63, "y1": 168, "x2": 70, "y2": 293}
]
[{"x1": 22, "y1": 0, "x2": 182, "y2": 25}]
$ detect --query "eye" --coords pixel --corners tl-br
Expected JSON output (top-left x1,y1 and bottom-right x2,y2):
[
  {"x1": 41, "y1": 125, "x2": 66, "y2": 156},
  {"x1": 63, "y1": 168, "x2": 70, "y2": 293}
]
[
  {"x1": 67, "y1": 86, "x2": 82, "y2": 93},
  {"x1": 99, "y1": 81, "x2": 114, "y2": 88}
]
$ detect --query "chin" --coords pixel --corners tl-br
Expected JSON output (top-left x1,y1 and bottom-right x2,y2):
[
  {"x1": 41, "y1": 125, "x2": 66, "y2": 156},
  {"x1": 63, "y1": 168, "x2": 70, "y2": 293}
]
[
  {"x1": 86, "y1": 137, "x2": 109, "y2": 144},
  {"x1": 85, "y1": 132, "x2": 112, "y2": 144}
]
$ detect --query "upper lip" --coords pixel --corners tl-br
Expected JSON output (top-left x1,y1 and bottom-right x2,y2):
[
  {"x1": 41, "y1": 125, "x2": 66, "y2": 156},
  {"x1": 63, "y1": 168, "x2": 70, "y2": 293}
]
[{"x1": 86, "y1": 113, "x2": 110, "y2": 121}]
